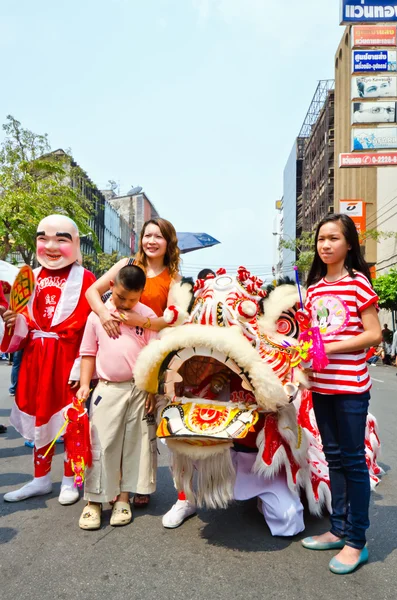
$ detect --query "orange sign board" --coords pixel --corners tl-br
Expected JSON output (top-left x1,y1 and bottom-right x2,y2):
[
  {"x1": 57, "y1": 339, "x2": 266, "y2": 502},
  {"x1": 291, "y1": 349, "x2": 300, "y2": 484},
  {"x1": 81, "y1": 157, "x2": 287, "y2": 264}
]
[
  {"x1": 353, "y1": 25, "x2": 397, "y2": 47},
  {"x1": 339, "y1": 200, "x2": 366, "y2": 233}
]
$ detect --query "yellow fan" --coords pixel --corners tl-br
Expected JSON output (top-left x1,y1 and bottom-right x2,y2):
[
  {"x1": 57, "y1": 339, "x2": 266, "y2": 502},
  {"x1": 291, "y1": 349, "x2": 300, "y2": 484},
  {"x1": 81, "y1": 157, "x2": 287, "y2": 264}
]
[{"x1": 10, "y1": 265, "x2": 35, "y2": 314}]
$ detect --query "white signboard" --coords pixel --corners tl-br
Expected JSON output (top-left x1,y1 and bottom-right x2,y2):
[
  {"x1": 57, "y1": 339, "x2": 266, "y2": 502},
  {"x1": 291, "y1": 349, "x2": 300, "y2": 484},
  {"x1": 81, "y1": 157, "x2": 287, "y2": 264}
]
[
  {"x1": 352, "y1": 75, "x2": 397, "y2": 98},
  {"x1": 352, "y1": 126, "x2": 397, "y2": 150},
  {"x1": 352, "y1": 101, "x2": 397, "y2": 123}
]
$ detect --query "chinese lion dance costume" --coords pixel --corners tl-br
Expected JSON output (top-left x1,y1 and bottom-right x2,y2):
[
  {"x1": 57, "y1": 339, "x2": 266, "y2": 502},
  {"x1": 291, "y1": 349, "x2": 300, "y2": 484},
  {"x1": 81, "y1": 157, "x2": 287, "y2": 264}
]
[{"x1": 135, "y1": 267, "x2": 382, "y2": 535}]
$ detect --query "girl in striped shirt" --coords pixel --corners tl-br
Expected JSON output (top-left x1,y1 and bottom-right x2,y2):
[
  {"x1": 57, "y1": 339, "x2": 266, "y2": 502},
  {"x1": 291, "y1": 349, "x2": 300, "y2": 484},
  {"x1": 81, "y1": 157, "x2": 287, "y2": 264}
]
[{"x1": 301, "y1": 213, "x2": 381, "y2": 575}]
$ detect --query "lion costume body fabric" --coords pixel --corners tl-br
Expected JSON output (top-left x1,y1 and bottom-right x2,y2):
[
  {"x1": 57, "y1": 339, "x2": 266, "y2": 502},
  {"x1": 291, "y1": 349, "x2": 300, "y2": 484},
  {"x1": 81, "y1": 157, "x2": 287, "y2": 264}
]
[{"x1": 135, "y1": 267, "x2": 382, "y2": 533}]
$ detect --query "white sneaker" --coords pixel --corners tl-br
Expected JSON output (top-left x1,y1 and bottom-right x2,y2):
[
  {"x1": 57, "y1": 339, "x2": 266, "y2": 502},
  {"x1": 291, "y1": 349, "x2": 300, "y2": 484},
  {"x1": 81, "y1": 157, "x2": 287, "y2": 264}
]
[
  {"x1": 162, "y1": 499, "x2": 196, "y2": 529},
  {"x1": 4, "y1": 476, "x2": 52, "y2": 502},
  {"x1": 58, "y1": 476, "x2": 80, "y2": 505}
]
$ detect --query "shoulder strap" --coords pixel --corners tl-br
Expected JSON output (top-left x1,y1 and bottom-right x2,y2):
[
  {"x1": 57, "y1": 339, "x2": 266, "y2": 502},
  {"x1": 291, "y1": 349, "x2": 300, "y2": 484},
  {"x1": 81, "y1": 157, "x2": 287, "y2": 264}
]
[{"x1": 127, "y1": 257, "x2": 135, "y2": 266}]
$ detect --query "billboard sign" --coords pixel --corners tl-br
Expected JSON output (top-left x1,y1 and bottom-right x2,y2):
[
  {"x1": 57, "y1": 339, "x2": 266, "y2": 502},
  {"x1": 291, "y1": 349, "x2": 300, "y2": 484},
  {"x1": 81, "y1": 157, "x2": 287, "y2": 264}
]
[
  {"x1": 339, "y1": 200, "x2": 366, "y2": 233},
  {"x1": 352, "y1": 50, "x2": 397, "y2": 72},
  {"x1": 340, "y1": 151, "x2": 397, "y2": 166},
  {"x1": 353, "y1": 25, "x2": 397, "y2": 46},
  {"x1": 352, "y1": 101, "x2": 397, "y2": 122},
  {"x1": 351, "y1": 75, "x2": 397, "y2": 97},
  {"x1": 341, "y1": 1, "x2": 397, "y2": 24},
  {"x1": 352, "y1": 126, "x2": 397, "y2": 149}
]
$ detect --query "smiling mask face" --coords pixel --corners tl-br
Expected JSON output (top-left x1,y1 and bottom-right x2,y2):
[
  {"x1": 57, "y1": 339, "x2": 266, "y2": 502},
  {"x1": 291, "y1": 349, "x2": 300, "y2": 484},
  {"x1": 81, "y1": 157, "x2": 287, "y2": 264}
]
[{"x1": 36, "y1": 214, "x2": 80, "y2": 270}]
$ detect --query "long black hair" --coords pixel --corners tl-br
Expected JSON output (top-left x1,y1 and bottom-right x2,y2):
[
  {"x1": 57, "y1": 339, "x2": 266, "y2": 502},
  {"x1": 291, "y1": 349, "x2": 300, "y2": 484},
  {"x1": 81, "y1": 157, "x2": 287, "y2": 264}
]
[{"x1": 306, "y1": 213, "x2": 372, "y2": 288}]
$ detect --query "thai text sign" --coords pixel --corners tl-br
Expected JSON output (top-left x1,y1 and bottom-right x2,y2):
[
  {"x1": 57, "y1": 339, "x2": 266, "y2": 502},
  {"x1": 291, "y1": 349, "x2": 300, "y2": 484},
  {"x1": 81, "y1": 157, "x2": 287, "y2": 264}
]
[
  {"x1": 352, "y1": 75, "x2": 397, "y2": 97},
  {"x1": 352, "y1": 126, "x2": 397, "y2": 150},
  {"x1": 340, "y1": 151, "x2": 397, "y2": 166},
  {"x1": 353, "y1": 25, "x2": 397, "y2": 45},
  {"x1": 341, "y1": 1, "x2": 397, "y2": 24},
  {"x1": 339, "y1": 200, "x2": 366, "y2": 233},
  {"x1": 352, "y1": 50, "x2": 397, "y2": 72}
]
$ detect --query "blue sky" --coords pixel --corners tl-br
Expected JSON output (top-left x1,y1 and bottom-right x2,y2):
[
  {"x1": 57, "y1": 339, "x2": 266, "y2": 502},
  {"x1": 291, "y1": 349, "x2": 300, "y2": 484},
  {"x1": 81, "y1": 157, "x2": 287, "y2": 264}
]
[{"x1": 1, "y1": 0, "x2": 342, "y2": 280}]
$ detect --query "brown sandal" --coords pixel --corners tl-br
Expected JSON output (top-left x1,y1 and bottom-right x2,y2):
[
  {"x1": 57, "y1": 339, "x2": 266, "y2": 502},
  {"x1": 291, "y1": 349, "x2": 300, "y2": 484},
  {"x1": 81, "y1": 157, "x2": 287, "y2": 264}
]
[{"x1": 133, "y1": 494, "x2": 150, "y2": 507}]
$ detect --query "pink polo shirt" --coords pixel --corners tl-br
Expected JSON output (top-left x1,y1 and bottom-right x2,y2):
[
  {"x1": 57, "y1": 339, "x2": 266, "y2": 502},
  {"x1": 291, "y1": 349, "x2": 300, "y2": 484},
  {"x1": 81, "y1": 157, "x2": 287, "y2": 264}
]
[{"x1": 79, "y1": 300, "x2": 158, "y2": 382}]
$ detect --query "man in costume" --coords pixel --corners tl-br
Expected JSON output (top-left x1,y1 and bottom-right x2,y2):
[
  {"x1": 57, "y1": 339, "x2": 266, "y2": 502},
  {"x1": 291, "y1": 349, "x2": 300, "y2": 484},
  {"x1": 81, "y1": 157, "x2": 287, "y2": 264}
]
[
  {"x1": 134, "y1": 268, "x2": 382, "y2": 534},
  {"x1": 2, "y1": 214, "x2": 95, "y2": 504}
]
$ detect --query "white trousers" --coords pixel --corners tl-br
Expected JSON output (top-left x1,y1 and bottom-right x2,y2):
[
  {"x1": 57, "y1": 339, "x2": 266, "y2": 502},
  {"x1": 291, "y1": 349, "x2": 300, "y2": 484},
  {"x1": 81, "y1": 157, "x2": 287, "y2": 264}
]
[{"x1": 232, "y1": 450, "x2": 305, "y2": 537}]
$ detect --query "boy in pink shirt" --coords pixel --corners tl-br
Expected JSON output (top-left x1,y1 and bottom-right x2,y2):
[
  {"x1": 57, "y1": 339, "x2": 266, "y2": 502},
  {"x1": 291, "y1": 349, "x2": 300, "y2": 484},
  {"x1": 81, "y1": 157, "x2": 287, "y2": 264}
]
[{"x1": 76, "y1": 265, "x2": 158, "y2": 530}]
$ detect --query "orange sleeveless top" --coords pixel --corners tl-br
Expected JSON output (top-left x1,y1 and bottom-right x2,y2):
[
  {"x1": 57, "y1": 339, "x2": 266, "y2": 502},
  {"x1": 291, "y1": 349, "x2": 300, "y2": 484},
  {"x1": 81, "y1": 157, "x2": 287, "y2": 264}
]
[{"x1": 140, "y1": 268, "x2": 172, "y2": 317}]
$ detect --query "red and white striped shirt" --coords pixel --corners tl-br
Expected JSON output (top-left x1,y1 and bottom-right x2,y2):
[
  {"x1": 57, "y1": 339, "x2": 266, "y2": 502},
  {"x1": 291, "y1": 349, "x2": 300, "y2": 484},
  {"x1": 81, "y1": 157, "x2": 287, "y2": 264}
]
[{"x1": 305, "y1": 271, "x2": 378, "y2": 395}]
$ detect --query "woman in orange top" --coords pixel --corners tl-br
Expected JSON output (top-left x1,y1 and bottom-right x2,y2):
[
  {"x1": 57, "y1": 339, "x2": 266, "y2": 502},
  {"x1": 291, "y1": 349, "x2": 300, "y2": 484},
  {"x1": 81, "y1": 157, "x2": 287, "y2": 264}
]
[{"x1": 86, "y1": 217, "x2": 181, "y2": 337}]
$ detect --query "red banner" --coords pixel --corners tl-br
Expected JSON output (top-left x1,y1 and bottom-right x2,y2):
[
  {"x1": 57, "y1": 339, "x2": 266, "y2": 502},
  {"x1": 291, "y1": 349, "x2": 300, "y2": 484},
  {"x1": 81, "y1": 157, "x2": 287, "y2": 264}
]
[
  {"x1": 339, "y1": 152, "x2": 397, "y2": 167},
  {"x1": 353, "y1": 25, "x2": 397, "y2": 47}
]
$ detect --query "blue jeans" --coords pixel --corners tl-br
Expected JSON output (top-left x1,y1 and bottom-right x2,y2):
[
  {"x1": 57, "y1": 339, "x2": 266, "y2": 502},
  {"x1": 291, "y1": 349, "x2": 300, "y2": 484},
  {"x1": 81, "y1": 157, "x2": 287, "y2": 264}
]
[
  {"x1": 312, "y1": 391, "x2": 370, "y2": 550},
  {"x1": 9, "y1": 350, "x2": 23, "y2": 395}
]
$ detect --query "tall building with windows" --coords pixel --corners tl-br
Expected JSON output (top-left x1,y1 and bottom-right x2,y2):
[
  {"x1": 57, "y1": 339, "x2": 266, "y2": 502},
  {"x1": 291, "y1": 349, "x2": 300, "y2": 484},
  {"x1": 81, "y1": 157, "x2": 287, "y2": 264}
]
[
  {"x1": 300, "y1": 81, "x2": 335, "y2": 232},
  {"x1": 334, "y1": 26, "x2": 397, "y2": 274},
  {"x1": 279, "y1": 139, "x2": 304, "y2": 278}
]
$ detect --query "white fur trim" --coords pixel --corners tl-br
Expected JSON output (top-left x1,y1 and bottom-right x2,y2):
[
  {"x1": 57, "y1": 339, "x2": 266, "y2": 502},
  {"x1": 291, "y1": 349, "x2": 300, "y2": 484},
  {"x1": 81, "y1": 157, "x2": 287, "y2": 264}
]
[
  {"x1": 134, "y1": 324, "x2": 290, "y2": 411},
  {"x1": 258, "y1": 285, "x2": 303, "y2": 333},
  {"x1": 168, "y1": 281, "x2": 194, "y2": 313},
  {"x1": 169, "y1": 441, "x2": 235, "y2": 508}
]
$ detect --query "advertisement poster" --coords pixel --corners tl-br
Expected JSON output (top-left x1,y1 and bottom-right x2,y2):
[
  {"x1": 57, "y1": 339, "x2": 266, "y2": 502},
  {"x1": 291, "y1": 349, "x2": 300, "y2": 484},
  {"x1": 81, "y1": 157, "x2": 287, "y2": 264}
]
[
  {"x1": 340, "y1": 151, "x2": 397, "y2": 166},
  {"x1": 352, "y1": 50, "x2": 396, "y2": 72},
  {"x1": 353, "y1": 25, "x2": 397, "y2": 46},
  {"x1": 341, "y1": 1, "x2": 397, "y2": 24},
  {"x1": 352, "y1": 126, "x2": 397, "y2": 149},
  {"x1": 352, "y1": 75, "x2": 397, "y2": 98},
  {"x1": 339, "y1": 200, "x2": 366, "y2": 233},
  {"x1": 352, "y1": 101, "x2": 396, "y2": 122}
]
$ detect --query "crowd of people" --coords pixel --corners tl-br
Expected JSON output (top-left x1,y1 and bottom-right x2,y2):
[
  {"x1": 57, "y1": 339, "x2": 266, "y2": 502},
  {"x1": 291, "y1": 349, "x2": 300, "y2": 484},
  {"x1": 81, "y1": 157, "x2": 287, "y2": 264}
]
[{"x1": 0, "y1": 211, "x2": 389, "y2": 575}]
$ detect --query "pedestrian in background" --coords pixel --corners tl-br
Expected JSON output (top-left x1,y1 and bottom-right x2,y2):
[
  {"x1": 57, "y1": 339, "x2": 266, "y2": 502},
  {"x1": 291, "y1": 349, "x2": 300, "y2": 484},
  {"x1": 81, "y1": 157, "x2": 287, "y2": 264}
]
[
  {"x1": 0, "y1": 281, "x2": 8, "y2": 432},
  {"x1": 301, "y1": 213, "x2": 381, "y2": 575}
]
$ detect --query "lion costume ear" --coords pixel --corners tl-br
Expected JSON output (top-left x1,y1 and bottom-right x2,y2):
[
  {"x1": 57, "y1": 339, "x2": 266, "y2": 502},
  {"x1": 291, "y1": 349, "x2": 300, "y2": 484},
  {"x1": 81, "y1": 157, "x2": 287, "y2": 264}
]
[
  {"x1": 168, "y1": 279, "x2": 195, "y2": 314},
  {"x1": 258, "y1": 284, "x2": 305, "y2": 334}
]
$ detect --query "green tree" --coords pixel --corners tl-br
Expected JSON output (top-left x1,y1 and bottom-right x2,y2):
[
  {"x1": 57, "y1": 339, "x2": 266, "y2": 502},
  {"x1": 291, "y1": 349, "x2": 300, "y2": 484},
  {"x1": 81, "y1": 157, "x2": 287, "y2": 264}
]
[
  {"x1": 372, "y1": 268, "x2": 397, "y2": 312},
  {"x1": 0, "y1": 115, "x2": 94, "y2": 264},
  {"x1": 279, "y1": 229, "x2": 397, "y2": 282},
  {"x1": 83, "y1": 251, "x2": 129, "y2": 278}
]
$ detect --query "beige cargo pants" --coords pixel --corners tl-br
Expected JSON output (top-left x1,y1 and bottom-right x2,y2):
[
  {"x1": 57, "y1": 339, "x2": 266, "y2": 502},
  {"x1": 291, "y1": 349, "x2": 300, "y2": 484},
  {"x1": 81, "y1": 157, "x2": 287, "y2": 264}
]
[{"x1": 84, "y1": 379, "x2": 157, "y2": 503}]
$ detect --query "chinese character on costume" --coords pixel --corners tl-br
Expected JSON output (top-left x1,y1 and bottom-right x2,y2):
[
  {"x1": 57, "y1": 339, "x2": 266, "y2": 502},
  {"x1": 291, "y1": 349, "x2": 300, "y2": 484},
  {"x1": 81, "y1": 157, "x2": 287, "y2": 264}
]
[
  {"x1": 134, "y1": 268, "x2": 383, "y2": 534},
  {"x1": 2, "y1": 214, "x2": 95, "y2": 504}
]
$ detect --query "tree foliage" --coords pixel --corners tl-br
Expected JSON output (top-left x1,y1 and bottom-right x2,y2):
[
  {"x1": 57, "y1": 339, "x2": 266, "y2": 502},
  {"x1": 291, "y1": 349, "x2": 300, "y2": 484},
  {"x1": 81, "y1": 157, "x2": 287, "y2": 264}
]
[
  {"x1": 279, "y1": 229, "x2": 397, "y2": 280},
  {"x1": 83, "y1": 251, "x2": 129, "y2": 278},
  {"x1": 0, "y1": 115, "x2": 95, "y2": 264},
  {"x1": 372, "y1": 268, "x2": 397, "y2": 311}
]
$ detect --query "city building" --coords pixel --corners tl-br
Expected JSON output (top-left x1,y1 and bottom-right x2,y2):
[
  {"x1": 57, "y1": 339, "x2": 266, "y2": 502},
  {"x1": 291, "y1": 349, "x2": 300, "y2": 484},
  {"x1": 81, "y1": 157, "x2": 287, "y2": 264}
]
[
  {"x1": 104, "y1": 187, "x2": 159, "y2": 252},
  {"x1": 275, "y1": 139, "x2": 304, "y2": 279},
  {"x1": 334, "y1": 26, "x2": 397, "y2": 274},
  {"x1": 300, "y1": 82, "x2": 335, "y2": 232}
]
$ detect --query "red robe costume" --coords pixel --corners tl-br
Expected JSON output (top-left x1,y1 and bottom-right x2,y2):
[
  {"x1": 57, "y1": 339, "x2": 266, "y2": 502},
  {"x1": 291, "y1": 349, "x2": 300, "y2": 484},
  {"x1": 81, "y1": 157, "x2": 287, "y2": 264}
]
[{"x1": 3, "y1": 262, "x2": 95, "y2": 451}]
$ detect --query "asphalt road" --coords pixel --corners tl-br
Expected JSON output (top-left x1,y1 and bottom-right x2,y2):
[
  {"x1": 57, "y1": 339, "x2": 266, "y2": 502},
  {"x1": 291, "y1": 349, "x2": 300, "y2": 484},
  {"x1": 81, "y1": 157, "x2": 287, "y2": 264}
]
[{"x1": 0, "y1": 361, "x2": 396, "y2": 600}]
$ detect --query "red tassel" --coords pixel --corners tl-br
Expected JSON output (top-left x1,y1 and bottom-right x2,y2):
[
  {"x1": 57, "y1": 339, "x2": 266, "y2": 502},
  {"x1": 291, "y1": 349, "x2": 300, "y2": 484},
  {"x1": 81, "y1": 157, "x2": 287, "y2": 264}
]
[{"x1": 64, "y1": 398, "x2": 92, "y2": 487}]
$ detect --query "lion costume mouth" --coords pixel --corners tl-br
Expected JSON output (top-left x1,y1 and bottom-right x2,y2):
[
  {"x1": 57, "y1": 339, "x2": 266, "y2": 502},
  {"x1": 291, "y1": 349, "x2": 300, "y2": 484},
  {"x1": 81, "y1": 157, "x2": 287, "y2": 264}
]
[{"x1": 134, "y1": 324, "x2": 291, "y2": 412}]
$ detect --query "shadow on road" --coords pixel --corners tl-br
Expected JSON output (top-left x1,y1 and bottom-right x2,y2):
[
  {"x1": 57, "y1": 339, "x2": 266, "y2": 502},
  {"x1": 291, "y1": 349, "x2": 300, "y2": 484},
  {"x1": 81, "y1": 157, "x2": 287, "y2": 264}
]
[
  {"x1": 197, "y1": 499, "x2": 329, "y2": 553},
  {"x1": 0, "y1": 527, "x2": 17, "y2": 544}
]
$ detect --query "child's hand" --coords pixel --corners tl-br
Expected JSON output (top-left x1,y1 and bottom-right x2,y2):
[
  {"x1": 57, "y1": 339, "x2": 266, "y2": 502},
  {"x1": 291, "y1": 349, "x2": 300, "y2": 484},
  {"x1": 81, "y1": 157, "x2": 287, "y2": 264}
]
[
  {"x1": 76, "y1": 384, "x2": 90, "y2": 401},
  {"x1": 145, "y1": 393, "x2": 156, "y2": 414}
]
